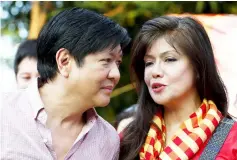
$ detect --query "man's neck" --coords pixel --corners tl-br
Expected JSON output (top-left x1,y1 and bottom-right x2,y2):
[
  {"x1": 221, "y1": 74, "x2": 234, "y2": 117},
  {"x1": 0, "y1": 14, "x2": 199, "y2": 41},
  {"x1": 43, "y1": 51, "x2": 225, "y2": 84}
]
[{"x1": 39, "y1": 81, "x2": 89, "y2": 129}]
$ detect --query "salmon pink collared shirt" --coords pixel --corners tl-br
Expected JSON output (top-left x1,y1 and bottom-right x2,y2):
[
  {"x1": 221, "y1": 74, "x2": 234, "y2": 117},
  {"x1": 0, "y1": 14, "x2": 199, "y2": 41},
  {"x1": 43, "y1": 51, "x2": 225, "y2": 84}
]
[{"x1": 1, "y1": 79, "x2": 120, "y2": 160}]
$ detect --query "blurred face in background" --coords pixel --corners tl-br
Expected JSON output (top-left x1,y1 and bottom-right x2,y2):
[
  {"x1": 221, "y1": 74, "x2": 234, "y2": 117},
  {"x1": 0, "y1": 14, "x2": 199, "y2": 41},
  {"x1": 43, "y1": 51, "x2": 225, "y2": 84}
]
[{"x1": 16, "y1": 57, "x2": 39, "y2": 89}]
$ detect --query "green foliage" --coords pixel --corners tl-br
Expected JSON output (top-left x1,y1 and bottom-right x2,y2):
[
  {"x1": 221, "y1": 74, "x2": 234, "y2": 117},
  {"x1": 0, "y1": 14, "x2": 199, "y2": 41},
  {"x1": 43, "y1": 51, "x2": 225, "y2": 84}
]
[{"x1": 1, "y1": 1, "x2": 237, "y2": 124}]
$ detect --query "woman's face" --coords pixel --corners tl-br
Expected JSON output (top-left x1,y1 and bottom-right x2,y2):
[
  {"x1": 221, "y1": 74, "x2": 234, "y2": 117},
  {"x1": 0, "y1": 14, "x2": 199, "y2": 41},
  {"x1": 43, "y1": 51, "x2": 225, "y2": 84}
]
[{"x1": 144, "y1": 37, "x2": 197, "y2": 107}]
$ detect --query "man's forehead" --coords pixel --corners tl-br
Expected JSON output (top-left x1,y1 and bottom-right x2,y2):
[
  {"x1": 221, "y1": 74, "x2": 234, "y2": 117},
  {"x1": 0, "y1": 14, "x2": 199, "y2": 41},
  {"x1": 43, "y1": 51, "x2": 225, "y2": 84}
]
[
  {"x1": 108, "y1": 45, "x2": 123, "y2": 56},
  {"x1": 91, "y1": 45, "x2": 123, "y2": 57}
]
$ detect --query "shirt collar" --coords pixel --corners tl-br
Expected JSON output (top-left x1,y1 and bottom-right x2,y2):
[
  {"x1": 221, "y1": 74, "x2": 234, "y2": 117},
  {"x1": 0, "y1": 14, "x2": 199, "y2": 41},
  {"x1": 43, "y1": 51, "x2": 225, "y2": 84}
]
[
  {"x1": 86, "y1": 107, "x2": 98, "y2": 120},
  {"x1": 26, "y1": 78, "x2": 44, "y2": 120}
]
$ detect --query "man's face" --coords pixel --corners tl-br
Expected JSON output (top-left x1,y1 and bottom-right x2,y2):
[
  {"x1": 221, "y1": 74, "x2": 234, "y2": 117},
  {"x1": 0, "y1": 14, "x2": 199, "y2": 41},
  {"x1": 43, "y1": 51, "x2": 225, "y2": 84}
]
[
  {"x1": 68, "y1": 45, "x2": 122, "y2": 107},
  {"x1": 16, "y1": 57, "x2": 39, "y2": 89}
]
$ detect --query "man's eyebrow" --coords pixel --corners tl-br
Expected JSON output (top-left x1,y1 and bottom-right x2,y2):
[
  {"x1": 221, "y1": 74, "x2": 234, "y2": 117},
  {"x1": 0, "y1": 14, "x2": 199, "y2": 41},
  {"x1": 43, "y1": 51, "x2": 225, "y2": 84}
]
[
  {"x1": 109, "y1": 48, "x2": 123, "y2": 57},
  {"x1": 19, "y1": 72, "x2": 30, "y2": 76}
]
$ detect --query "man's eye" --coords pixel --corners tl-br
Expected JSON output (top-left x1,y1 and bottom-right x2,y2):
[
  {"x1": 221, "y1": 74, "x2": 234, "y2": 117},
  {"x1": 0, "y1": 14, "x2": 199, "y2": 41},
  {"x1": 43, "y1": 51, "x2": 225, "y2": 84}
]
[
  {"x1": 22, "y1": 76, "x2": 31, "y2": 80},
  {"x1": 101, "y1": 58, "x2": 112, "y2": 63},
  {"x1": 116, "y1": 60, "x2": 122, "y2": 67},
  {"x1": 145, "y1": 62, "x2": 153, "y2": 67}
]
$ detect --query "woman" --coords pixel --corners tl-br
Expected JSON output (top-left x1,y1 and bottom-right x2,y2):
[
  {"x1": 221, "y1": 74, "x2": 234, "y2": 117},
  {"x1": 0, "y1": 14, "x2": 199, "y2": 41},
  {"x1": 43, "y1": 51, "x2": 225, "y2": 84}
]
[{"x1": 120, "y1": 16, "x2": 237, "y2": 160}]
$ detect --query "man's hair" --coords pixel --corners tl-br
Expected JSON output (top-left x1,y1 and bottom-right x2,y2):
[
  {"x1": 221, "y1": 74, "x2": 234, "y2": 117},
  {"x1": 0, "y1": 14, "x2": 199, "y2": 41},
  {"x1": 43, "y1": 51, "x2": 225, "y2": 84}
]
[
  {"x1": 37, "y1": 7, "x2": 130, "y2": 85},
  {"x1": 14, "y1": 39, "x2": 37, "y2": 75}
]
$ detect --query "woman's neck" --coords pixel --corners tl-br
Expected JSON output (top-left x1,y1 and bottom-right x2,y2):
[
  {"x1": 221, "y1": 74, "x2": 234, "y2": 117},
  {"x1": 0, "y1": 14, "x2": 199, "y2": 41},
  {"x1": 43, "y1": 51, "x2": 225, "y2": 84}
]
[{"x1": 163, "y1": 93, "x2": 201, "y2": 145}]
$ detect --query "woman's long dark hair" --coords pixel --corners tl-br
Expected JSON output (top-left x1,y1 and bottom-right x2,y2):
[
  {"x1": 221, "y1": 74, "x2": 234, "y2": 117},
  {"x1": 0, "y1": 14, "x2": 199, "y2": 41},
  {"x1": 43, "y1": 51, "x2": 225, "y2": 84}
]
[{"x1": 119, "y1": 16, "x2": 228, "y2": 160}]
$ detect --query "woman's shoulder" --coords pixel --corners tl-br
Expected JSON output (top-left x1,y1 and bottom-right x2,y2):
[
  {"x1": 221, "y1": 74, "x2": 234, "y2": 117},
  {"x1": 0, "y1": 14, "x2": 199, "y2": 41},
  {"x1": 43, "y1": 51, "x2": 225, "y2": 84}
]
[
  {"x1": 215, "y1": 118, "x2": 237, "y2": 159},
  {"x1": 222, "y1": 119, "x2": 237, "y2": 144}
]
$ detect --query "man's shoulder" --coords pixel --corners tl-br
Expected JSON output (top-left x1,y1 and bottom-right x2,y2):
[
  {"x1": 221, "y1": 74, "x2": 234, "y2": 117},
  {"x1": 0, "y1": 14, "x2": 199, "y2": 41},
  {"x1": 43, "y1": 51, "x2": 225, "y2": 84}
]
[
  {"x1": 97, "y1": 116, "x2": 118, "y2": 134},
  {"x1": 0, "y1": 89, "x2": 29, "y2": 113},
  {"x1": 1, "y1": 90, "x2": 25, "y2": 104},
  {"x1": 95, "y1": 116, "x2": 119, "y2": 141},
  {"x1": 90, "y1": 116, "x2": 120, "y2": 158}
]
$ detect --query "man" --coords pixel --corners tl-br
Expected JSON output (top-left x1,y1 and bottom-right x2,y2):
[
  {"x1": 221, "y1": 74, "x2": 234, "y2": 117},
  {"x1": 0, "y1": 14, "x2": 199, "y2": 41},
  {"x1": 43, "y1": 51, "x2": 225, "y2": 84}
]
[
  {"x1": 1, "y1": 8, "x2": 130, "y2": 160},
  {"x1": 14, "y1": 39, "x2": 39, "y2": 89}
]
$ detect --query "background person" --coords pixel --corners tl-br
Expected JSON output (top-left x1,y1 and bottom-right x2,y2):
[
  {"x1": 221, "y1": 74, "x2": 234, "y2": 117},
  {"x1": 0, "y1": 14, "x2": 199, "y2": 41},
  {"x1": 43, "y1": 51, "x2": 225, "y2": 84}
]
[{"x1": 14, "y1": 39, "x2": 39, "y2": 89}]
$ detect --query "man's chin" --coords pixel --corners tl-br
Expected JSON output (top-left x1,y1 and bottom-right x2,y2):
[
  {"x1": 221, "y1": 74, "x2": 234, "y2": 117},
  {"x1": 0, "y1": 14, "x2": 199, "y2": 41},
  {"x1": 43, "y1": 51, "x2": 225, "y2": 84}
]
[
  {"x1": 97, "y1": 99, "x2": 110, "y2": 107},
  {"x1": 93, "y1": 94, "x2": 111, "y2": 107}
]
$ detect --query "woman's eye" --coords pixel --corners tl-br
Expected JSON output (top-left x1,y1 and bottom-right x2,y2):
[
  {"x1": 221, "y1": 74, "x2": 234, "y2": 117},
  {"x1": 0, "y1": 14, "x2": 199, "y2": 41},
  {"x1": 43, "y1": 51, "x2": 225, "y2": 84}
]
[
  {"x1": 165, "y1": 58, "x2": 177, "y2": 62},
  {"x1": 145, "y1": 62, "x2": 153, "y2": 67}
]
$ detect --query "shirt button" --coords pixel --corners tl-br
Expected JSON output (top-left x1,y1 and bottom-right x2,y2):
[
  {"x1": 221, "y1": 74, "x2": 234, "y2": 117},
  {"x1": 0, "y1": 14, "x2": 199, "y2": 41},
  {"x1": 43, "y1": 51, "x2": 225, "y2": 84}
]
[{"x1": 43, "y1": 138, "x2": 48, "y2": 143}]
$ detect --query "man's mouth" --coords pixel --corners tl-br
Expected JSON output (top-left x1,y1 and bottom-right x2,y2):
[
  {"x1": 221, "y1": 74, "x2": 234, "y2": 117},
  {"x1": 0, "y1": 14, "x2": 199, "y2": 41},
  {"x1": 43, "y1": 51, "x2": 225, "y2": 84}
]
[{"x1": 101, "y1": 86, "x2": 114, "y2": 93}]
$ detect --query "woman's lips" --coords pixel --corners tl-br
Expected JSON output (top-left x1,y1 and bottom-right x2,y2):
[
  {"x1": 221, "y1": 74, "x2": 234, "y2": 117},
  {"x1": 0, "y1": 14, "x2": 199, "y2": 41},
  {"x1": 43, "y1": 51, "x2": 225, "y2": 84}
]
[
  {"x1": 151, "y1": 83, "x2": 166, "y2": 93},
  {"x1": 152, "y1": 86, "x2": 165, "y2": 93}
]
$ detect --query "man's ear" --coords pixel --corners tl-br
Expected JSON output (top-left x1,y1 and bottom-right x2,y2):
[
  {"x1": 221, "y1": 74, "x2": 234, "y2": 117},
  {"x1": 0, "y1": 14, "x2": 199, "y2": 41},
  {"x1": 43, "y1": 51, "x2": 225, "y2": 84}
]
[{"x1": 55, "y1": 48, "x2": 71, "y2": 78}]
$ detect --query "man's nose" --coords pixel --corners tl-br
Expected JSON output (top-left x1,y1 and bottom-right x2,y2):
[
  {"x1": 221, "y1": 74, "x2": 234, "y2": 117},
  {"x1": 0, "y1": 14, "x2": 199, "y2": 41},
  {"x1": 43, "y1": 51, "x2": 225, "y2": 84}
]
[{"x1": 108, "y1": 63, "x2": 120, "y2": 83}]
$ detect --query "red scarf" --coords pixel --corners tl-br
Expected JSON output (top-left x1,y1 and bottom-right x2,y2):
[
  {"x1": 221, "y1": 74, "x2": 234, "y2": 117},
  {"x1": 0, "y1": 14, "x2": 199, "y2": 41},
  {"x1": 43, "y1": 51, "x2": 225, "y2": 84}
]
[{"x1": 139, "y1": 99, "x2": 223, "y2": 160}]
